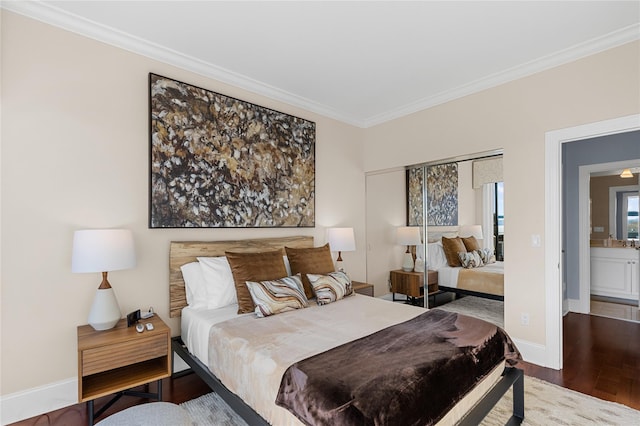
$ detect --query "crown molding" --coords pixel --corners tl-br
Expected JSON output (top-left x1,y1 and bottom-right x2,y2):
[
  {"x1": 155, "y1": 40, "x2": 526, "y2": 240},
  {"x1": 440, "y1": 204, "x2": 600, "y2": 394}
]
[
  {"x1": 363, "y1": 23, "x2": 640, "y2": 128},
  {"x1": 4, "y1": 2, "x2": 638, "y2": 129},
  {"x1": 2, "y1": 1, "x2": 363, "y2": 126}
]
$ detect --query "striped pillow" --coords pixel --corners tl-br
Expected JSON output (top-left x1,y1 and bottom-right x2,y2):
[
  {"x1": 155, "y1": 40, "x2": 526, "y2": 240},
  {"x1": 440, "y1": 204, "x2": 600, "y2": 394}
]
[
  {"x1": 307, "y1": 271, "x2": 354, "y2": 305},
  {"x1": 458, "y1": 250, "x2": 483, "y2": 268},
  {"x1": 477, "y1": 248, "x2": 496, "y2": 264},
  {"x1": 246, "y1": 274, "x2": 309, "y2": 318}
]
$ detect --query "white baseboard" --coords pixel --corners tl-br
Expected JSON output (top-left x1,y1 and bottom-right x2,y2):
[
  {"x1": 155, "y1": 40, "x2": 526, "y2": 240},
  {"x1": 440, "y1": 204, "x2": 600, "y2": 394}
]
[
  {"x1": 512, "y1": 338, "x2": 549, "y2": 368},
  {"x1": 0, "y1": 377, "x2": 77, "y2": 426},
  {"x1": 568, "y1": 298, "x2": 588, "y2": 314},
  {"x1": 1, "y1": 351, "x2": 192, "y2": 425}
]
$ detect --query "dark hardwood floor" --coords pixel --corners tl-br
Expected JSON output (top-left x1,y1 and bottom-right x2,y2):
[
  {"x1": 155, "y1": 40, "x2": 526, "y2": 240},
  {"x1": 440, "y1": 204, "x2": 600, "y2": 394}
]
[
  {"x1": 8, "y1": 372, "x2": 211, "y2": 426},
  {"x1": 519, "y1": 312, "x2": 640, "y2": 410},
  {"x1": 10, "y1": 312, "x2": 640, "y2": 425}
]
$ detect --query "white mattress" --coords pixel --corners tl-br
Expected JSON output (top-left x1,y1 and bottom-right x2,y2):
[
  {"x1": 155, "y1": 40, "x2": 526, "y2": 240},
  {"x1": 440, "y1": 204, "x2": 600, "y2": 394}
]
[{"x1": 182, "y1": 295, "x2": 506, "y2": 425}]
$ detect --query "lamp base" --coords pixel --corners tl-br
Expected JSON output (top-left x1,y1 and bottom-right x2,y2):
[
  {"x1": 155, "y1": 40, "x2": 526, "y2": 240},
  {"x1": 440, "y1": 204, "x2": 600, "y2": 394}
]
[
  {"x1": 401, "y1": 252, "x2": 414, "y2": 272},
  {"x1": 88, "y1": 287, "x2": 121, "y2": 330}
]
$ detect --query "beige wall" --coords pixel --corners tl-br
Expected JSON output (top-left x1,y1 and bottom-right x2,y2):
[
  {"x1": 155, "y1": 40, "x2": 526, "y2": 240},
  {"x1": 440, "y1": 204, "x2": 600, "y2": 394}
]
[
  {"x1": 364, "y1": 169, "x2": 406, "y2": 295},
  {"x1": 363, "y1": 41, "x2": 640, "y2": 345},
  {"x1": 0, "y1": 11, "x2": 365, "y2": 398}
]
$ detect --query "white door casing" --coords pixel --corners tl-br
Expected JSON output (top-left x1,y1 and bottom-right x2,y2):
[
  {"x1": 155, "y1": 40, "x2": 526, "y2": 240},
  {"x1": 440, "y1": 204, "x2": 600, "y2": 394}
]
[{"x1": 544, "y1": 114, "x2": 640, "y2": 370}]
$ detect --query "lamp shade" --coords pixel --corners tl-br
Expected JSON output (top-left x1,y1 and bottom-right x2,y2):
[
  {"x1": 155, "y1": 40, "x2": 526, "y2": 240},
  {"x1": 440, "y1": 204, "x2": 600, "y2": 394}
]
[
  {"x1": 620, "y1": 168, "x2": 633, "y2": 178},
  {"x1": 396, "y1": 226, "x2": 421, "y2": 246},
  {"x1": 72, "y1": 229, "x2": 135, "y2": 331},
  {"x1": 459, "y1": 225, "x2": 484, "y2": 240},
  {"x1": 327, "y1": 227, "x2": 356, "y2": 252},
  {"x1": 72, "y1": 229, "x2": 136, "y2": 273}
]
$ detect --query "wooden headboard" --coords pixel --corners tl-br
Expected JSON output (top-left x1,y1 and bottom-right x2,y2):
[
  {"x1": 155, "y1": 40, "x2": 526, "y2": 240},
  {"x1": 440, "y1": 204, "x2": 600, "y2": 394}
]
[{"x1": 169, "y1": 236, "x2": 314, "y2": 317}]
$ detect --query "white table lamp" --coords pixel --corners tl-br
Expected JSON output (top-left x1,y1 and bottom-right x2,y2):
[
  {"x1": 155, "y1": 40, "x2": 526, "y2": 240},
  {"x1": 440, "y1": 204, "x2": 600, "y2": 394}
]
[
  {"x1": 72, "y1": 229, "x2": 136, "y2": 330},
  {"x1": 459, "y1": 224, "x2": 484, "y2": 240},
  {"x1": 327, "y1": 227, "x2": 356, "y2": 272},
  {"x1": 397, "y1": 226, "x2": 422, "y2": 272}
]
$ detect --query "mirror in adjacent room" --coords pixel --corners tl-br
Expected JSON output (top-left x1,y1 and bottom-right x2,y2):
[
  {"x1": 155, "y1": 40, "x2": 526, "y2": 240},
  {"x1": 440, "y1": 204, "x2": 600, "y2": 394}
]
[{"x1": 588, "y1": 165, "x2": 640, "y2": 321}]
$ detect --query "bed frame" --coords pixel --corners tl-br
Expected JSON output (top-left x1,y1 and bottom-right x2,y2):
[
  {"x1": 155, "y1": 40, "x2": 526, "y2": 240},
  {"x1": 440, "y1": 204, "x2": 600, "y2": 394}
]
[
  {"x1": 439, "y1": 285, "x2": 505, "y2": 301},
  {"x1": 169, "y1": 236, "x2": 524, "y2": 425}
]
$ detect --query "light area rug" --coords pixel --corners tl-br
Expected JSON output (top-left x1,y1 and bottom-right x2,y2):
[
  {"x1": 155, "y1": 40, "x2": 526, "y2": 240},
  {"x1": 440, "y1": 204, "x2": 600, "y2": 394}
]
[
  {"x1": 434, "y1": 295, "x2": 504, "y2": 329},
  {"x1": 181, "y1": 375, "x2": 640, "y2": 425}
]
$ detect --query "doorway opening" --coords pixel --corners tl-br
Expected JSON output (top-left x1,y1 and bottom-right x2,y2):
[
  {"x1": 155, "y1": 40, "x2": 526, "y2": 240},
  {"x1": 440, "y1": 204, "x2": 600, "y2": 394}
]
[{"x1": 545, "y1": 114, "x2": 640, "y2": 370}]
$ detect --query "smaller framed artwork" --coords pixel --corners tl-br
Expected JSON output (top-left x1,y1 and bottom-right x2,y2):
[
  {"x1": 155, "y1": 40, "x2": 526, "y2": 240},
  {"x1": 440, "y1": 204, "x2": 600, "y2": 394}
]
[{"x1": 426, "y1": 163, "x2": 458, "y2": 226}]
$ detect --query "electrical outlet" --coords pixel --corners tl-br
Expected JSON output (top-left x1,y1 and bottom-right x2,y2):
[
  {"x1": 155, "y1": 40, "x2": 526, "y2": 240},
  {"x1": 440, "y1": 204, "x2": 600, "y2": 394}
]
[{"x1": 521, "y1": 313, "x2": 530, "y2": 326}]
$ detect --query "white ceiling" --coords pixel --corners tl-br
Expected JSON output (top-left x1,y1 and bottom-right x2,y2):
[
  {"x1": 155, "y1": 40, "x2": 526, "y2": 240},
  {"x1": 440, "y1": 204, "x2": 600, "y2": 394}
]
[{"x1": 5, "y1": 1, "x2": 640, "y2": 127}]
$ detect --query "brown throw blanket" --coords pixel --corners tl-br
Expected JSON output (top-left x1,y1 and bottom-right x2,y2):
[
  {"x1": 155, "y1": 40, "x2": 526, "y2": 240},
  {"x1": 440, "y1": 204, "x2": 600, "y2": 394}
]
[{"x1": 276, "y1": 309, "x2": 520, "y2": 426}]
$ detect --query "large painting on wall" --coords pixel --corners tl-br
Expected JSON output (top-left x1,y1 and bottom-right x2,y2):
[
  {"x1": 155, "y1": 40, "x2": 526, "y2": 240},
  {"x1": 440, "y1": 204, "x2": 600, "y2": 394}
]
[
  {"x1": 149, "y1": 74, "x2": 316, "y2": 228},
  {"x1": 426, "y1": 163, "x2": 458, "y2": 226}
]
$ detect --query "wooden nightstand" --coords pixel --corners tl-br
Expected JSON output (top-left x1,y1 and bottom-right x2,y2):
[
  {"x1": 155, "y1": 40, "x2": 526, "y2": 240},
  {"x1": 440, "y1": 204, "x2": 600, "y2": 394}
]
[
  {"x1": 389, "y1": 269, "x2": 438, "y2": 305},
  {"x1": 77, "y1": 314, "x2": 171, "y2": 425},
  {"x1": 352, "y1": 281, "x2": 374, "y2": 296}
]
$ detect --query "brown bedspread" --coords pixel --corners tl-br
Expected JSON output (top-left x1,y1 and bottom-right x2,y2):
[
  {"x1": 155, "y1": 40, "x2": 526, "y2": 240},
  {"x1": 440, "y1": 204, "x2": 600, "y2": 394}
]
[
  {"x1": 276, "y1": 309, "x2": 520, "y2": 426},
  {"x1": 457, "y1": 267, "x2": 504, "y2": 296}
]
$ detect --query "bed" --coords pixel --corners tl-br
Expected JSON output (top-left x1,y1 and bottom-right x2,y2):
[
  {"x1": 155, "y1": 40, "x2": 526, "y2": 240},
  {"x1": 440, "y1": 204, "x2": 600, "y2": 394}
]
[
  {"x1": 169, "y1": 236, "x2": 523, "y2": 425},
  {"x1": 428, "y1": 238, "x2": 504, "y2": 301}
]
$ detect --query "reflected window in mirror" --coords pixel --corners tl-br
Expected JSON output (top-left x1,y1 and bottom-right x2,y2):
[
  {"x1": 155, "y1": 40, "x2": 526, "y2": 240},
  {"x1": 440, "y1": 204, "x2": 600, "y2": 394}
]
[
  {"x1": 608, "y1": 184, "x2": 640, "y2": 241},
  {"x1": 622, "y1": 193, "x2": 638, "y2": 240},
  {"x1": 494, "y1": 181, "x2": 504, "y2": 261}
]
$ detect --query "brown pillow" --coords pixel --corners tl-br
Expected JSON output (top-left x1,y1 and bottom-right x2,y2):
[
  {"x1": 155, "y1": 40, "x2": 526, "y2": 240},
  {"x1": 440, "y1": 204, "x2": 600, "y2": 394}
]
[
  {"x1": 461, "y1": 236, "x2": 481, "y2": 252},
  {"x1": 225, "y1": 250, "x2": 287, "y2": 314},
  {"x1": 442, "y1": 236, "x2": 466, "y2": 267},
  {"x1": 285, "y1": 244, "x2": 335, "y2": 299}
]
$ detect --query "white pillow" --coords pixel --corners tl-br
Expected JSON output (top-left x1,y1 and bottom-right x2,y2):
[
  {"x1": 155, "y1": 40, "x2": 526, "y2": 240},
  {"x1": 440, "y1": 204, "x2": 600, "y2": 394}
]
[
  {"x1": 427, "y1": 242, "x2": 448, "y2": 270},
  {"x1": 283, "y1": 255, "x2": 292, "y2": 276},
  {"x1": 197, "y1": 256, "x2": 237, "y2": 309},
  {"x1": 180, "y1": 261, "x2": 209, "y2": 309}
]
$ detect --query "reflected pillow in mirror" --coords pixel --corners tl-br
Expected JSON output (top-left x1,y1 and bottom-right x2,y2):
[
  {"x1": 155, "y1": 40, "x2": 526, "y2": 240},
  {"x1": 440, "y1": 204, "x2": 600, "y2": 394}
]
[
  {"x1": 458, "y1": 251, "x2": 484, "y2": 268},
  {"x1": 442, "y1": 236, "x2": 466, "y2": 267}
]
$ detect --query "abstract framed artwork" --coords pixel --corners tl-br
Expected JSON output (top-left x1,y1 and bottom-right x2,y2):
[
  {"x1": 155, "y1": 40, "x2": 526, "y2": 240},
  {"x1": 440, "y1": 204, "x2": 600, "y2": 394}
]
[
  {"x1": 149, "y1": 74, "x2": 316, "y2": 228},
  {"x1": 406, "y1": 167, "x2": 424, "y2": 227},
  {"x1": 426, "y1": 163, "x2": 458, "y2": 226}
]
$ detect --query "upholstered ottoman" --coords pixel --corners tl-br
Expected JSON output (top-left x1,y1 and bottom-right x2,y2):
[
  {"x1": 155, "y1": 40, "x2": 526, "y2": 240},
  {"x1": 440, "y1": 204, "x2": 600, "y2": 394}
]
[{"x1": 95, "y1": 402, "x2": 192, "y2": 426}]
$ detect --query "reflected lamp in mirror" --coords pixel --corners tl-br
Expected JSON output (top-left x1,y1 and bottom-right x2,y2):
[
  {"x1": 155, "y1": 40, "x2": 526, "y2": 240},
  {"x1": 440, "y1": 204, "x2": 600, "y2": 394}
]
[
  {"x1": 72, "y1": 229, "x2": 136, "y2": 331},
  {"x1": 327, "y1": 227, "x2": 355, "y2": 272},
  {"x1": 459, "y1": 224, "x2": 484, "y2": 240},
  {"x1": 397, "y1": 226, "x2": 421, "y2": 272},
  {"x1": 620, "y1": 168, "x2": 633, "y2": 178}
]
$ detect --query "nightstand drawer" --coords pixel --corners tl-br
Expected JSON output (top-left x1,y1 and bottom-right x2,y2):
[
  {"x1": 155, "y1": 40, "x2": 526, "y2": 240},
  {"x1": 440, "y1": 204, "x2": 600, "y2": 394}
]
[{"x1": 82, "y1": 334, "x2": 167, "y2": 376}]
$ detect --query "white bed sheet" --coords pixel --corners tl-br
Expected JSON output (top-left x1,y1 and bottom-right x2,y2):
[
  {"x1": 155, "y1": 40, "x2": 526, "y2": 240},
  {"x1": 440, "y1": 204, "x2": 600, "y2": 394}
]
[{"x1": 181, "y1": 303, "x2": 245, "y2": 363}]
